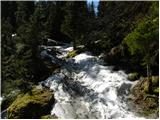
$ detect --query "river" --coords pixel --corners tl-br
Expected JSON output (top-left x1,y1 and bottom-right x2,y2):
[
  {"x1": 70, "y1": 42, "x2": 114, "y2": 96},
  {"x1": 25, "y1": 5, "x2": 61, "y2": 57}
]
[{"x1": 40, "y1": 43, "x2": 144, "y2": 119}]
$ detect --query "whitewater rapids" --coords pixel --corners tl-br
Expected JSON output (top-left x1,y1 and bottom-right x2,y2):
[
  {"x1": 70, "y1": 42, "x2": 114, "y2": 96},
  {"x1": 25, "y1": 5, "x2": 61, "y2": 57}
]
[{"x1": 41, "y1": 44, "x2": 143, "y2": 119}]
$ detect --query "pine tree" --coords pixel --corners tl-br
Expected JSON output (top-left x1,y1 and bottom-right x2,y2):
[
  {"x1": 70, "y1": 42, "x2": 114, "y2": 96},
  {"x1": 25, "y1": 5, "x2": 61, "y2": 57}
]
[
  {"x1": 84, "y1": 1, "x2": 97, "y2": 50},
  {"x1": 1, "y1": 19, "x2": 14, "y2": 57},
  {"x1": 96, "y1": 1, "x2": 151, "y2": 51},
  {"x1": 61, "y1": 1, "x2": 88, "y2": 49},
  {"x1": 15, "y1": 1, "x2": 35, "y2": 43},
  {"x1": 1, "y1": 1, "x2": 17, "y2": 29},
  {"x1": 5, "y1": 1, "x2": 49, "y2": 82},
  {"x1": 45, "y1": 1, "x2": 66, "y2": 40},
  {"x1": 123, "y1": 1, "x2": 158, "y2": 77},
  {"x1": 16, "y1": 1, "x2": 35, "y2": 25},
  {"x1": 97, "y1": 1, "x2": 106, "y2": 18},
  {"x1": 88, "y1": 1, "x2": 95, "y2": 19},
  {"x1": 21, "y1": 2, "x2": 51, "y2": 82}
]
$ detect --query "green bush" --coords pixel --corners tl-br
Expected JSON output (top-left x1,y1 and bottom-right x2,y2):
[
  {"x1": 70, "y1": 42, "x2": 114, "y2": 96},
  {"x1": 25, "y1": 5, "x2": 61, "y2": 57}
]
[
  {"x1": 128, "y1": 72, "x2": 139, "y2": 81},
  {"x1": 153, "y1": 87, "x2": 159, "y2": 95},
  {"x1": 123, "y1": 17, "x2": 158, "y2": 79},
  {"x1": 151, "y1": 76, "x2": 159, "y2": 86}
]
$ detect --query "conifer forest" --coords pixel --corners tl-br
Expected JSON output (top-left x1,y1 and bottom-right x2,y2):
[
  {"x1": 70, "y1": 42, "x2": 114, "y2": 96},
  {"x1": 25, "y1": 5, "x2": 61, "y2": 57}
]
[{"x1": 1, "y1": 1, "x2": 159, "y2": 119}]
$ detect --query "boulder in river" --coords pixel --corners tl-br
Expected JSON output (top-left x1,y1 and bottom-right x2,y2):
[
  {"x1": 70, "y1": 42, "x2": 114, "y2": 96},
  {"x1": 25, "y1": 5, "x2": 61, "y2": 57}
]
[
  {"x1": 131, "y1": 76, "x2": 159, "y2": 118},
  {"x1": 7, "y1": 87, "x2": 55, "y2": 119}
]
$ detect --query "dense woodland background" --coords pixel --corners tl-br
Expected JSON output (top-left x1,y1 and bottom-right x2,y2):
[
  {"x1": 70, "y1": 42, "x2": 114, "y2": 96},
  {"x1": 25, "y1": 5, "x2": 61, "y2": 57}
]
[{"x1": 1, "y1": 1, "x2": 159, "y2": 115}]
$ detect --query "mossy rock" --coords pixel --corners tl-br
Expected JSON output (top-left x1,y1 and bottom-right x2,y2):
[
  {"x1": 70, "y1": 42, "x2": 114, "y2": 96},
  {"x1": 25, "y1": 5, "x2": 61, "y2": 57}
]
[
  {"x1": 66, "y1": 50, "x2": 78, "y2": 58},
  {"x1": 142, "y1": 76, "x2": 159, "y2": 94},
  {"x1": 66, "y1": 46, "x2": 86, "y2": 59},
  {"x1": 40, "y1": 114, "x2": 58, "y2": 119},
  {"x1": 7, "y1": 88, "x2": 54, "y2": 119},
  {"x1": 131, "y1": 77, "x2": 159, "y2": 118},
  {"x1": 143, "y1": 81, "x2": 149, "y2": 93},
  {"x1": 128, "y1": 72, "x2": 139, "y2": 81},
  {"x1": 142, "y1": 108, "x2": 158, "y2": 118},
  {"x1": 143, "y1": 97, "x2": 158, "y2": 110},
  {"x1": 110, "y1": 46, "x2": 121, "y2": 55}
]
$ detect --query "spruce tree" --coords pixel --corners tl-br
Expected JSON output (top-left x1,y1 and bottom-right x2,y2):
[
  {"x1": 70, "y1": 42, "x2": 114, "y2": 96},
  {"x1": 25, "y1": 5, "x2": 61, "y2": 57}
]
[
  {"x1": 16, "y1": 1, "x2": 35, "y2": 43},
  {"x1": 1, "y1": 1, "x2": 17, "y2": 29},
  {"x1": 45, "y1": 1, "x2": 66, "y2": 40},
  {"x1": 88, "y1": 1, "x2": 95, "y2": 19},
  {"x1": 97, "y1": 1, "x2": 106, "y2": 18},
  {"x1": 61, "y1": 1, "x2": 88, "y2": 49}
]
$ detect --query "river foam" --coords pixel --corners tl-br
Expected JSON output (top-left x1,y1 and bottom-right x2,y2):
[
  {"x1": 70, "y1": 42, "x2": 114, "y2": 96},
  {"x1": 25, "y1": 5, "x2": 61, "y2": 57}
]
[{"x1": 41, "y1": 44, "x2": 143, "y2": 119}]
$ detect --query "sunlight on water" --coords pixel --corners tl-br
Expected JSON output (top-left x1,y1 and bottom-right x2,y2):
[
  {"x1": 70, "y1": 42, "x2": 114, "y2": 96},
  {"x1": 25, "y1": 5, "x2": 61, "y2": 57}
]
[{"x1": 41, "y1": 44, "x2": 144, "y2": 119}]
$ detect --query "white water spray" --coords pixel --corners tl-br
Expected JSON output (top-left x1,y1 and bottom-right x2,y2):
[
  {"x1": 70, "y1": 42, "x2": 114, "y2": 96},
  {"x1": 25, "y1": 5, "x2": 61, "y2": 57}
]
[{"x1": 41, "y1": 44, "x2": 143, "y2": 119}]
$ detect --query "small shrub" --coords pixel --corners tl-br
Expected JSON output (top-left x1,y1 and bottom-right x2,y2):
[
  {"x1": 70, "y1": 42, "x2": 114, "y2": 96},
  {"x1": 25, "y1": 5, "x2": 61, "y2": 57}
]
[
  {"x1": 151, "y1": 76, "x2": 159, "y2": 87},
  {"x1": 153, "y1": 87, "x2": 159, "y2": 95},
  {"x1": 128, "y1": 72, "x2": 139, "y2": 81}
]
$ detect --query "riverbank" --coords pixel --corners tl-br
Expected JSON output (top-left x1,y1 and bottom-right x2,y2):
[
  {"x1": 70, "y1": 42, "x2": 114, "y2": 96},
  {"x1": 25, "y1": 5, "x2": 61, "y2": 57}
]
[{"x1": 2, "y1": 43, "x2": 159, "y2": 119}]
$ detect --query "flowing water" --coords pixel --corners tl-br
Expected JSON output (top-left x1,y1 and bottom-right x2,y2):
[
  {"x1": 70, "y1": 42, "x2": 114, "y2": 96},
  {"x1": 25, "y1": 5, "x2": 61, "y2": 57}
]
[{"x1": 40, "y1": 44, "x2": 143, "y2": 119}]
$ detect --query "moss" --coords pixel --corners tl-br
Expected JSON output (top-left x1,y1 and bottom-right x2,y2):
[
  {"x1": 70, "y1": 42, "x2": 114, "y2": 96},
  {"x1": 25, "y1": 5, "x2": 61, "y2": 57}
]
[
  {"x1": 143, "y1": 109, "x2": 153, "y2": 116},
  {"x1": 65, "y1": 46, "x2": 86, "y2": 59},
  {"x1": 66, "y1": 50, "x2": 78, "y2": 58},
  {"x1": 131, "y1": 77, "x2": 159, "y2": 118},
  {"x1": 142, "y1": 109, "x2": 157, "y2": 117},
  {"x1": 128, "y1": 72, "x2": 139, "y2": 81},
  {"x1": 7, "y1": 88, "x2": 54, "y2": 119},
  {"x1": 40, "y1": 114, "x2": 58, "y2": 119},
  {"x1": 143, "y1": 81, "x2": 149, "y2": 93},
  {"x1": 153, "y1": 87, "x2": 159, "y2": 94},
  {"x1": 151, "y1": 76, "x2": 159, "y2": 87},
  {"x1": 143, "y1": 97, "x2": 158, "y2": 112}
]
